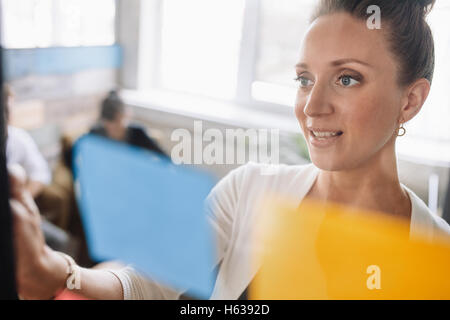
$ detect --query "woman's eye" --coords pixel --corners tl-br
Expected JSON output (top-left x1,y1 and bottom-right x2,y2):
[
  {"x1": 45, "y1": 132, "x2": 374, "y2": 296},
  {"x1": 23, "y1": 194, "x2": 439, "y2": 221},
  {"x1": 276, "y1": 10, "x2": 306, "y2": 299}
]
[
  {"x1": 338, "y1": 75, "x2": 360, "y2": 87},
  {"x1": 295, "y1": 76, "x2": 313, "y2": 88}
]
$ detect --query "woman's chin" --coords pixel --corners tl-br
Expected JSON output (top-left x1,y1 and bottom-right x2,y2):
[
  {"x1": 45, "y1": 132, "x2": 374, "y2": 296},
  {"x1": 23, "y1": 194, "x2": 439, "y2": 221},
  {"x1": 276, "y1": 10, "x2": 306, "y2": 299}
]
[{"x1": 309, "y1": 154, "x2": 346, "y2": 171}]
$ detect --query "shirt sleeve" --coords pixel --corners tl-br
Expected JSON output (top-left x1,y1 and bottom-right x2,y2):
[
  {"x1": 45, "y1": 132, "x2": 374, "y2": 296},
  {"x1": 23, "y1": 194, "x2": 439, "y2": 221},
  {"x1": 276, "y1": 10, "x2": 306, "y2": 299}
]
[
  {"x1": 107, "y1": 164, "x2": 248, "y2": 300},
  {"x1": 107, "y1": 266, "x2": 183, "y2": 300},
  {"x1": 205, "y1": 164, "x2": 247, "y2": 265},
  {"x1": 16, "y1": 129, "x2": 51, "y2": 185}
]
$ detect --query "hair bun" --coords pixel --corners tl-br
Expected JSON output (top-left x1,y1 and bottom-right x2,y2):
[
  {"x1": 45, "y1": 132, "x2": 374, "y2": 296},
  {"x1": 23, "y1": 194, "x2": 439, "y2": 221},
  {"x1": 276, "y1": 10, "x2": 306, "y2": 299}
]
[
  {"x1": 419, "y1": 0, "x2": 435, "y2": 7},
  {"x1": 418, "y1": 0, "x2": 436, "y2": 16}
]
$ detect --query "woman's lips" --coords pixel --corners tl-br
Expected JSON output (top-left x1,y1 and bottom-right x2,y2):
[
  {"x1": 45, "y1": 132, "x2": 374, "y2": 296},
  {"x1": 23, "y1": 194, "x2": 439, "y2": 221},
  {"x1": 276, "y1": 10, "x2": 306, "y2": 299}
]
[{"x1": 308, "y1": 129, "x2": 343, "y2": 148}]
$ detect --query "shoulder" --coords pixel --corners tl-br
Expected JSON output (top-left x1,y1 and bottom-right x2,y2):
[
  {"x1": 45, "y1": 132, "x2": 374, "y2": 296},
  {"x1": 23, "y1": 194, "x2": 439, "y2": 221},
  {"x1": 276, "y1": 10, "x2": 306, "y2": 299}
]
[
  {"x1": 207, "y1": 161, "x2": 316, "y2": 211},
  {"x1": 127, "y1": 125, "x2": 155, "y2": 143},
  {"x1": 89, "y1": 124, "x2": 106, "y2": 135},
  {"x1": 432, "y1": 214, "x2": 450, "y2": 236},
  {"x1": 426, "y1": 207, "x2": 450, "y2": 238},
  {"x1": 8, "y1": 126, "x2": 32, "y2": 142},
  {"x1": 127, "y1": 124, "x2": 148, "y2": 136},
  {"x1": 7, "y1": 126, "x2": 38, "y2": 150},
  {"x1": 407, "y1": 187, "x2": 450, "y2": 241},
  {"x1": 213, "y1": 161, "x2": 313, "y2": 185},
  {"x1": 227, "y1": 161, "x2": 317, "y2": 192}
]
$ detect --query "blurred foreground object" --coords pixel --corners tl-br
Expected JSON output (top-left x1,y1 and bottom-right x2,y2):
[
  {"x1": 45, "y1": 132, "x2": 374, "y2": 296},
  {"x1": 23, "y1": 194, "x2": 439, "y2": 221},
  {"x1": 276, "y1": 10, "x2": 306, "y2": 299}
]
[
  {"x1": 251, "y1": 199, "x2": 450, "y2": 299},
  {"x1": 73, "y1": 134, "x2": 216, "y2": 298}
]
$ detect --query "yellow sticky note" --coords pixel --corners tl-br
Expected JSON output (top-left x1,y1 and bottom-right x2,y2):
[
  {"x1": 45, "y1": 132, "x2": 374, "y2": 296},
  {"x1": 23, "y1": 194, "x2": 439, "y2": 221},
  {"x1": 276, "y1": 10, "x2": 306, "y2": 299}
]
[{"x1": 250, "y1": 199, "x2": 450, "y2": 299}]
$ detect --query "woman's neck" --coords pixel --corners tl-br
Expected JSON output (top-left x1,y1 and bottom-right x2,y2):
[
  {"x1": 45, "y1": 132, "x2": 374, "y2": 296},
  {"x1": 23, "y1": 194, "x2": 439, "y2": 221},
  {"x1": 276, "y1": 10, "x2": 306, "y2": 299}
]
[{"x1": 308, "y1": 142, "x2": 411, "y2": 220}]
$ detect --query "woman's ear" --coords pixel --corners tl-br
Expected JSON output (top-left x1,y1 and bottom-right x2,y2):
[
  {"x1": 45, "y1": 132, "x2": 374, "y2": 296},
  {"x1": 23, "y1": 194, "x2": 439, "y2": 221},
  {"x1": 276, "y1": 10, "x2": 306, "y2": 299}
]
[{"x1": 399, "y1": 78, "x2": 431, "y2": 123}]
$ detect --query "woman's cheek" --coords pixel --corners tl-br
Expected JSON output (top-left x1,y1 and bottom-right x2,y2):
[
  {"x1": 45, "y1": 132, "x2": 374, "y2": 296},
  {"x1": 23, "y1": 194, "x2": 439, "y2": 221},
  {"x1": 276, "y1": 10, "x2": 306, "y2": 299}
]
[
  {"x1": 294, "y1": 98, "x2": 307, "y2": 128},
  {"x1": 347, "y1": 97, "x2": 397, "y2": 148}
]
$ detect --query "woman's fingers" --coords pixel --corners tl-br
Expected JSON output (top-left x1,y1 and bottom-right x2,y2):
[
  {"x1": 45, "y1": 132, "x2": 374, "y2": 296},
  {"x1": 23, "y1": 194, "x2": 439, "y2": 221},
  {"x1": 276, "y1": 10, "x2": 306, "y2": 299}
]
[
  {"x1": 11, "y1": 198, "x2": 44, "y2": 252},
  {"x1": 8, "y1": 164, "x2": 41, "y2": 221},
  {"x1": 9, "y1": 177, "x2": 60, "y2": 300},
  {"x1": 8, "y1": 164, "x2": 27, "y2": 197},
  {"x1": 10, "y1": 199, "x2": 29, "y2": 223},
  {"x1": 20, "y1": 191, "x2": 41, "y2": 221},
  {"x1": 10, "y1": 189, "x2": 41, "y2": 222},
  {"x1": 10, "y1": 199, "x2": 43, "y2": 242}
]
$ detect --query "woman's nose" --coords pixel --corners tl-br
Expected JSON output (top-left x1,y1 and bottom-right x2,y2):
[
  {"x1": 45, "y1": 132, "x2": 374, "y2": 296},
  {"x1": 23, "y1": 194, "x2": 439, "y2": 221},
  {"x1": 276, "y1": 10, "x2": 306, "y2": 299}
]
[{"x1": 302, "y1": 82, "x2": 334, "y2": 118}]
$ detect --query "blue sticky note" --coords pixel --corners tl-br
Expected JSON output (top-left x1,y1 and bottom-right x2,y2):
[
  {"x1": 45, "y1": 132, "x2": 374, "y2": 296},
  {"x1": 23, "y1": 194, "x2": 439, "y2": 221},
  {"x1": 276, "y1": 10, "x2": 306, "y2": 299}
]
[{"x1": 72, "y1": 134, "x2": 217, "y2": 298}]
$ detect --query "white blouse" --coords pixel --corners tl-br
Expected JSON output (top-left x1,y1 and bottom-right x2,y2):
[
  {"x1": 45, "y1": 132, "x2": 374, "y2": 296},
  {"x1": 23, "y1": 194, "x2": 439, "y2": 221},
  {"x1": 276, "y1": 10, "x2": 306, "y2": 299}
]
[
  {"x1": 6, "y1": 126, "x2": 51, "y2": 185},
  {"x1": 109, "y1": 162, "x2": 450, "y2": 300}
]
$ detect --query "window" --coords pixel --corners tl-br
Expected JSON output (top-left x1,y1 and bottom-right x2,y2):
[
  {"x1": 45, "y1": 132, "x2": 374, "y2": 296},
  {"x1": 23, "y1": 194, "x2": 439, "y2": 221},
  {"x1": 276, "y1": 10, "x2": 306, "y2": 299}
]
[
  {"x1": 1, "y1": 0, "x2": 116, "y2": 48},
  {"x1": 160, "y1": 0, "x2": 245, "y2": 100},
  {"x1": 252, "y1": 0, "x2": 316, "y2": 106}
]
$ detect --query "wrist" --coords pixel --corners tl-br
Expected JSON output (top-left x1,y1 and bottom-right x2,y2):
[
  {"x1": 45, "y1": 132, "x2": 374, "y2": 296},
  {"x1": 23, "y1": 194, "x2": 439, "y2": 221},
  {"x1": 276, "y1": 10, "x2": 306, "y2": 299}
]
[{"x1": 39, "y1": 246, "x2": 70, "y2": 297}]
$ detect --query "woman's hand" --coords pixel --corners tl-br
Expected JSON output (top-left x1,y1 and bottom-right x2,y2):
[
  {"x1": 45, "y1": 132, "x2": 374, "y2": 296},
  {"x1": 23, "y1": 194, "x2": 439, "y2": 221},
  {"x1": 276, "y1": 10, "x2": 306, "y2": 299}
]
[
  {"x1": 9, "y1": 164, "x2": 68, "y2": 299},
  {"x1": 10, "y1": 164, "x2": 125, "y2": 300}
]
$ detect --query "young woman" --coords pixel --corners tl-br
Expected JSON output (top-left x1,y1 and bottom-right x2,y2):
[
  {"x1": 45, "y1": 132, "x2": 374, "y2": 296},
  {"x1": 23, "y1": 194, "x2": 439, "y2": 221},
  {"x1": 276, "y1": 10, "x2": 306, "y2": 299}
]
[{"x1": 10, "y1": 0, "x2": 450, "y2": 300}]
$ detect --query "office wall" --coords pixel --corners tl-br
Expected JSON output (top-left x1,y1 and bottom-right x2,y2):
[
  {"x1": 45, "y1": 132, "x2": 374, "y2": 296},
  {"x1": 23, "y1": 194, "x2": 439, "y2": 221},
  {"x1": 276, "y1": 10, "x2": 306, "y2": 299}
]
[{"x1": 3, "y1": 45, "x2": 122, "y2": 167}]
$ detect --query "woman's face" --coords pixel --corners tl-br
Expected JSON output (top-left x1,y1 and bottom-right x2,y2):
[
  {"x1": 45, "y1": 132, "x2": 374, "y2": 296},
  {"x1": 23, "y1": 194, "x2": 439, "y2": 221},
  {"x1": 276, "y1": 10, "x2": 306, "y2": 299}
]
[{"x1": 295, "y1": 13, "x2": 406, "y2": 171}]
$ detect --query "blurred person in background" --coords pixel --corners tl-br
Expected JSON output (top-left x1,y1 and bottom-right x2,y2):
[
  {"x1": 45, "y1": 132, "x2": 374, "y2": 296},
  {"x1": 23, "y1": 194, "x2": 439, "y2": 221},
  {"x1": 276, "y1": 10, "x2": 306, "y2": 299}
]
[
  {"x1": 90, "y1": 90, "x2": 168, "y2": 158},
  {"x1": 4, "y1": 85, "x2": 72, "y2": 230},
  {"x1": 4, "y1": 84, "x2": 76, "y2": 256},
  {"x1": 4, "y1": 85, "x2": 51, "y2": 199}
]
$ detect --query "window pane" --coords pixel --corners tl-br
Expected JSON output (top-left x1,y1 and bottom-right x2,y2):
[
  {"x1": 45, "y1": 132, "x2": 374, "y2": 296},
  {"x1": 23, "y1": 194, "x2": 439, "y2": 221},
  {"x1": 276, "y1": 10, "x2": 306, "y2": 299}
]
[
  {"x1": 54, "y1": 0, "x2": 82, "y2": 46},
  {"x1": 1, "y1": 0, "x2": 115, "y2": 48},
  {"x1": 1, "y1": 0, "x2": 53, "y2": 48},
  {"x1": 55, "y1": 0, "x2": 116, "y2": 47},
  {"x1": 252, "y1": 0, "x2": 316, "y2": 105},
  {"x1": 79, "y1": 0, "x2": 116, "y2": 46},
  {"x1": 160, "y1": 0, "x2": 245, "y2": 99}
]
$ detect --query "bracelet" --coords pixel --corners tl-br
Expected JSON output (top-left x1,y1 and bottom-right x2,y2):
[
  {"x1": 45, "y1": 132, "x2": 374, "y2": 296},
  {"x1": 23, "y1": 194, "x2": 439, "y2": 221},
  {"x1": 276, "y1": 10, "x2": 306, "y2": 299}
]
[{"x1": 57, "y1": 252, "x2": 81, "y2": 290}]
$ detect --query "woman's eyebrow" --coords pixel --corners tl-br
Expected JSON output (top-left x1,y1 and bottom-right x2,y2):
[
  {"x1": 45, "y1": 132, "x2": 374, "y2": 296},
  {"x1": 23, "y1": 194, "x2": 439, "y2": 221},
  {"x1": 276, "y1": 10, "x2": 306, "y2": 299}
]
[
  {"x1": 331, "y1": 58, "x2": 372, "y2": 68},
  {"x1": 295, "y1": 58, "x2": 372, "y2": 70},
  {"x1": 295, "y1": 62, "x2": 308, "y2": 69}
]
